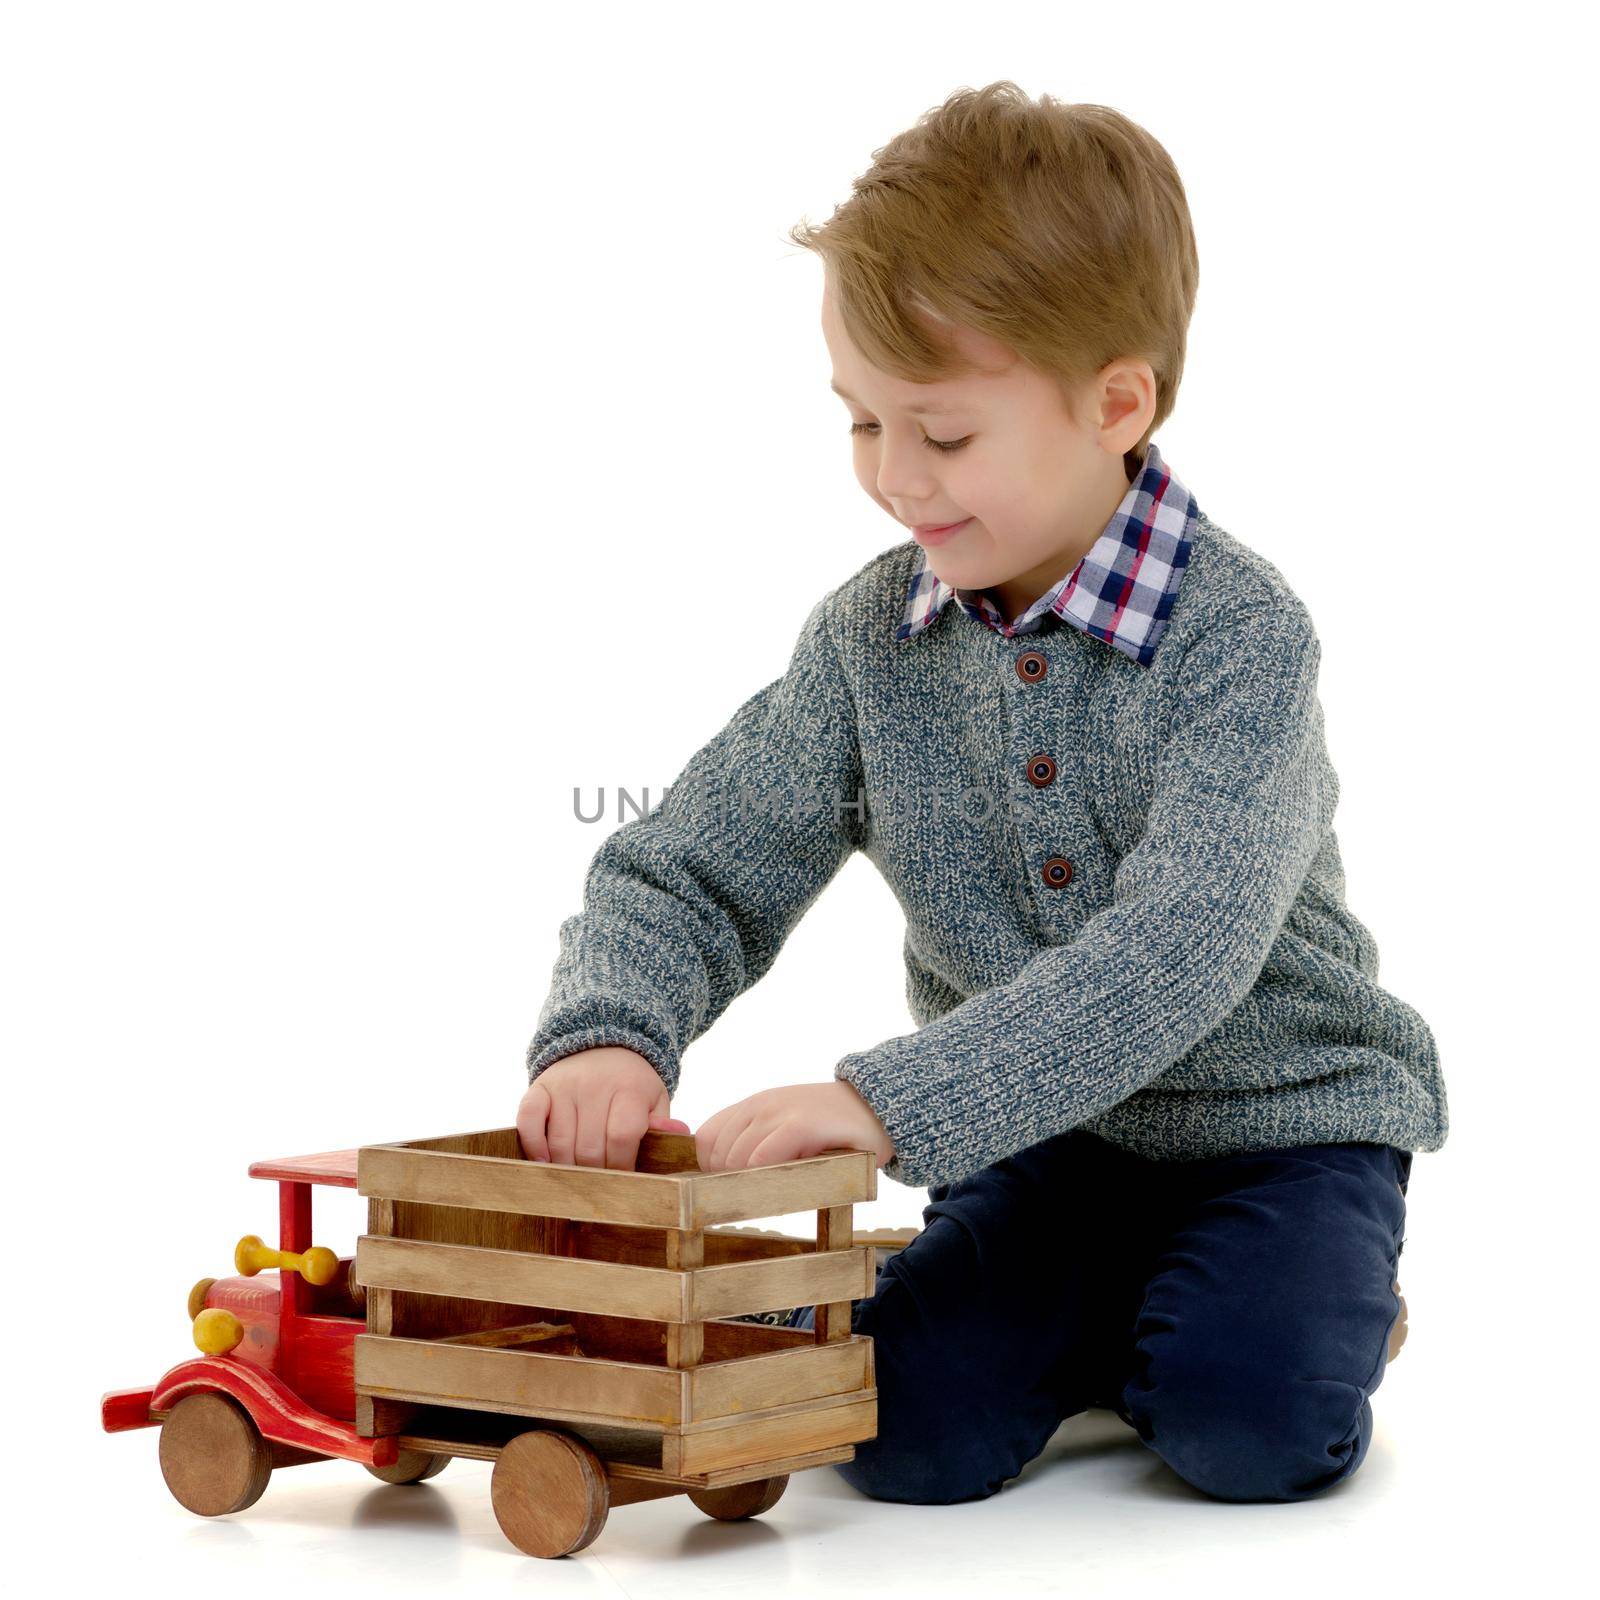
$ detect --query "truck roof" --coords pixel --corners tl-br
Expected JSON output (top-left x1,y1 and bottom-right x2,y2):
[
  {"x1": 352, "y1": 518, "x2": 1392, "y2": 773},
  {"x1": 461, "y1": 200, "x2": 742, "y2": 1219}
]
[{"x1": 247, "y1": 1148, "x2": 359, "y2": 1188}]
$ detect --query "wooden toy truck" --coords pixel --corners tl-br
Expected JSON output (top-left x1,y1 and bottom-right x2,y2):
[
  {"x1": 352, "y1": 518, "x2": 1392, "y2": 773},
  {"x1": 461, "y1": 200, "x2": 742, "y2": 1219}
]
[{"x1": 101, "y1": 1127, "x2": 914, "y2": 1558}]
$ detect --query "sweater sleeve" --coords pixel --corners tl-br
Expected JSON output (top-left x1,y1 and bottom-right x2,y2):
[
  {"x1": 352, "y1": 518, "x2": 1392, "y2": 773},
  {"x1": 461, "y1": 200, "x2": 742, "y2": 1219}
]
[
  {"x1": 525, "y1": 595, "x2": 865, "y2": 1098},
  {"x1": 835, "y1": 601, "x2": 1338, "y2": 1187}
]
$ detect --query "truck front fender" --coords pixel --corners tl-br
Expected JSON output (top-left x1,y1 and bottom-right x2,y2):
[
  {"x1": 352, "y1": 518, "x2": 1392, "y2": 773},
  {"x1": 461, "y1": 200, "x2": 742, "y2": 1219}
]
[{"x1": 147, "y1": 1356, "x2": 398, "y2": 1467}]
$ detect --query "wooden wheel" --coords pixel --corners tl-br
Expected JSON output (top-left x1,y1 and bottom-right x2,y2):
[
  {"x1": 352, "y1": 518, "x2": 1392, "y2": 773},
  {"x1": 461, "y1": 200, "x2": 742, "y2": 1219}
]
[
  {"x1": 158, "y1": 1392, "x2": 272, "y2": 1516},
  {"x1": 490, "y1": 1429, "x2": 610, "y2": 1558},
  {"x1": 688, "y1": 1474, "x2": 789, "y2": 1521},
  {"x1": 366, "y1": 1448, "x2": 450, "y2": 1485}
]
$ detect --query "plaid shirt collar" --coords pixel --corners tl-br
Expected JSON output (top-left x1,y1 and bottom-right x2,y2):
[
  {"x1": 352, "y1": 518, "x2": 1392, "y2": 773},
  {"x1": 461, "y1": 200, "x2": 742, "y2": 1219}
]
[{"x1": 893, "y1": 440, "x2": 1198, "y2": 667}]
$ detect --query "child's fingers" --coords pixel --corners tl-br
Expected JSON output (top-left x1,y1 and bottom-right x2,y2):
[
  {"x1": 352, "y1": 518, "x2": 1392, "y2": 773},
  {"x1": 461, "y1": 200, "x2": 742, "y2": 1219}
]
[
  {"x1": 747, "y1": 1126, "x2": 801, "y2": 1169},
  {"x1": 571, "y1": 1089, "x2": 614, "y2": 1169},
  {"x1": 647, "y1": 1113, "x2": 691, "y2": 1133},
  {"x1": 517, "y1": 1082, "x2": 552, "y2": 1162},
  {"x1": 709, "y1": 1109, "x2": 757, "y2": 1173},
  {"x1": 545, "y1": 1089, "x2": 578, "y2": 1167},
  {"x1": 605, "y1": 1093, "x2": 652, "y2": 1171},
  {"x1": 694, "y1": 1107, "x2": 730, "y2": 1172},
  {"x1": 723, "y1": 1117, "x2": 779, "y2": 1172}
]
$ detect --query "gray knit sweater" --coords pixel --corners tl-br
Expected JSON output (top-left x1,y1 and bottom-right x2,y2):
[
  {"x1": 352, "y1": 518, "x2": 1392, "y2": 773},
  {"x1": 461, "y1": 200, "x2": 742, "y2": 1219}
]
[{"x1": 526, "y1": 514, "x2": 1449, "y2": 1187}]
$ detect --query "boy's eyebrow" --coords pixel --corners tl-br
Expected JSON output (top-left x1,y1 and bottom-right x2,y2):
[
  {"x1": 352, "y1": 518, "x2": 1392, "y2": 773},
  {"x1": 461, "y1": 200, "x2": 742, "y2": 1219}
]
[{"x1": 829, "y1": 379, "x2": 969, "y2": 416}]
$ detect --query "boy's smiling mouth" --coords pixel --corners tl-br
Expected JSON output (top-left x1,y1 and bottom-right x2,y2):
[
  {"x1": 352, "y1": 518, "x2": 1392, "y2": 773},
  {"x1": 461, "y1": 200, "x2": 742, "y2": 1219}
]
[{"x1": 910, "y1": 517, "x2": 973, "y2": 545}]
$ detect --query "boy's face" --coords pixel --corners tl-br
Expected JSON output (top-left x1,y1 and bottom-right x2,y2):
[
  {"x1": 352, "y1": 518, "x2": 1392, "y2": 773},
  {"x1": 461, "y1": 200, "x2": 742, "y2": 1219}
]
[{"x1": 821, "y1": 277, "x2": 1153, "y2": 622}]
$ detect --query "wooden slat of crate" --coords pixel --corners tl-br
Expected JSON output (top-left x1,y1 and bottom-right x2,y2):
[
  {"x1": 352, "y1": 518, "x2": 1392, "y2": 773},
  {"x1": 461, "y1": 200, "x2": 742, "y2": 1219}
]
[
  {"x1": 687, "y1": 1248, "x2": 874, "y2": 1320},
  {"x1": 499, "y1": 1318, "x2": 870, "y2": 1420},
  {"x1": 358, "y1": 1234, "x2": 874, "y2": 1323},
  {"x1": 359, "y1": 1131, "x2": 876, "y2": 1230},
  {"x1": 684, "y1": 1154, "x2": 876, "y2": 1229},
  {"x1": 684, "y1": 1334, "x2": 870, "y2": 1423},
  {"x1": 357, "y1": 1235, "x2": 692, "y2": 1321},
  {"x1": 360, "y1": 1143, "x2": 687, "y2": 1228},
  {"x1": 671, "y1": 1390, "x2": 878, "y2": 1477},
  {"x1": 356, "y1": 1329, "x2": 874, "y2": 1429},
  {"x1": 356, "y1": 1333, "x2": 686, "y2": 1425}
]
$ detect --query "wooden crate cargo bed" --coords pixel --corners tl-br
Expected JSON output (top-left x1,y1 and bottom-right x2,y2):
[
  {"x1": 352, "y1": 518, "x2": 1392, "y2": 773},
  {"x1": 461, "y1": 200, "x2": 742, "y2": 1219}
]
[{"x1": 353, "y1": 1128, "x2": 880, "y2": 1479}]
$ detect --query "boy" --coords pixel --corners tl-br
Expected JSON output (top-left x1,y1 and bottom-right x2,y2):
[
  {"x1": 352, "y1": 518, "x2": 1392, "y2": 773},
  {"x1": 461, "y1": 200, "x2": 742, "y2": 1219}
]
[{"x1": 518, "y1": 83, "x2": 1448, "y2": 1506}]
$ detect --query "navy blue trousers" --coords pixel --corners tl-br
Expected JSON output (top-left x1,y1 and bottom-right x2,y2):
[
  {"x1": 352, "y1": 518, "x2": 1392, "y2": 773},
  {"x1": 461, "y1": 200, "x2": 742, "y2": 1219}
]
[{"x1": 792, "y1": 1129, "x2": 1412, "y2": 1505}]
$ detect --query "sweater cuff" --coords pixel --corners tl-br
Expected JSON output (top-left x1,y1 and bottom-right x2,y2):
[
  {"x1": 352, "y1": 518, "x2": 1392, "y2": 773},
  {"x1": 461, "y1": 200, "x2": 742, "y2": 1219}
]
[
  {"x1": 526, "y1": 1024, "x2": 679, "y2": 1099},
  {"x1": 835, "y1": 1046, "x2": 950, "y2": 1189}
]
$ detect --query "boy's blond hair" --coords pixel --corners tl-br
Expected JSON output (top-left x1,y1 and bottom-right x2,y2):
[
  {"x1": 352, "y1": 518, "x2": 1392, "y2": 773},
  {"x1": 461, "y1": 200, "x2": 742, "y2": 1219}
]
[{"x1": 786, "y1": 81, "x2": 1199, "y2": 457}]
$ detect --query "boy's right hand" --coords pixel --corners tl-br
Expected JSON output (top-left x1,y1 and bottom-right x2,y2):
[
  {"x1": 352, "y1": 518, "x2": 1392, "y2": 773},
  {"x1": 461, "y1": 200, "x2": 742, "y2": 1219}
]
[{"x1": 516, "y1": 1045, "x2": 689, "y2": 1170}]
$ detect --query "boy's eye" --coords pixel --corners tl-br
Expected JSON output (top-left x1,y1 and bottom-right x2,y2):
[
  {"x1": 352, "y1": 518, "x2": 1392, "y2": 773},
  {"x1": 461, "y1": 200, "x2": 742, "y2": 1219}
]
[{"x1": 848, "y1": 421, "x2": 970, "y2": 454}]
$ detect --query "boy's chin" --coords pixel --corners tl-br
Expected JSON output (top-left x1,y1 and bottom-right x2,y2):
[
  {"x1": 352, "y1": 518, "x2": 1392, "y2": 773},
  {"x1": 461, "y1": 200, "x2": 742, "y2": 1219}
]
[{"x1": 923, "y1": 552, "x2": 997, "y2": 590}]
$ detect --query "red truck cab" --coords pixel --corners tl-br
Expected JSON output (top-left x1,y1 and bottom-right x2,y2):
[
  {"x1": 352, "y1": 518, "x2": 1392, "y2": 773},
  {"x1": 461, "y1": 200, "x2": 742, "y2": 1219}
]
[{"x1": 99, "y1": 1148, "x2": 402, "y2": 1476}]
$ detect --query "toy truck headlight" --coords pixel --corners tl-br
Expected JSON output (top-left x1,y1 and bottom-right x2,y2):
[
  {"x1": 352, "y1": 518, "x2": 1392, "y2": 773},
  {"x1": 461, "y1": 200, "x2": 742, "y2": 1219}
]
[{"x1": 192, "y1": 1307, "x2": 244, "y2": 1355}]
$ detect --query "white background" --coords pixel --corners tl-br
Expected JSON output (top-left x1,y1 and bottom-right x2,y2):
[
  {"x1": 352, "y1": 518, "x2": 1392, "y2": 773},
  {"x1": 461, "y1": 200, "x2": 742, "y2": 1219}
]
[{"x1": 5, "y1": 1, "x2": 1593, "y2": 1594}]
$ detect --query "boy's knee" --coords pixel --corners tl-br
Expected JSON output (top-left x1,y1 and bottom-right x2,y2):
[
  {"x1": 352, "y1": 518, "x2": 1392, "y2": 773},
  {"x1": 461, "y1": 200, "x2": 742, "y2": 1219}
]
[{"x1": 1125, "y1": 1361, "x2": 1375, "y2": 1503}]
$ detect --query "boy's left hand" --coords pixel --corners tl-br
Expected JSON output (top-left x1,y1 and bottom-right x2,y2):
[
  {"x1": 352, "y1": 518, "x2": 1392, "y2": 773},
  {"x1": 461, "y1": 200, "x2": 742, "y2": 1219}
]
[{"x1": 694, "y1": 1081, "x2": 895, "y2": 1172}]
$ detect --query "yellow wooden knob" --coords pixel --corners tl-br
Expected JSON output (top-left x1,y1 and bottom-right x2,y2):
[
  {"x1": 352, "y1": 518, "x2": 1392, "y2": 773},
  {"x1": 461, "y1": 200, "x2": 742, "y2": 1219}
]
[
  {"x1": 187, "y1": 1276, "x2": 217, "y2": 1321},
  {"x1": 193, "y1": 1307, "x2": 243, "y2": 1354},
  {"x1": 234, "y1": 1233, "x2": 338, "y2": 1286}
]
